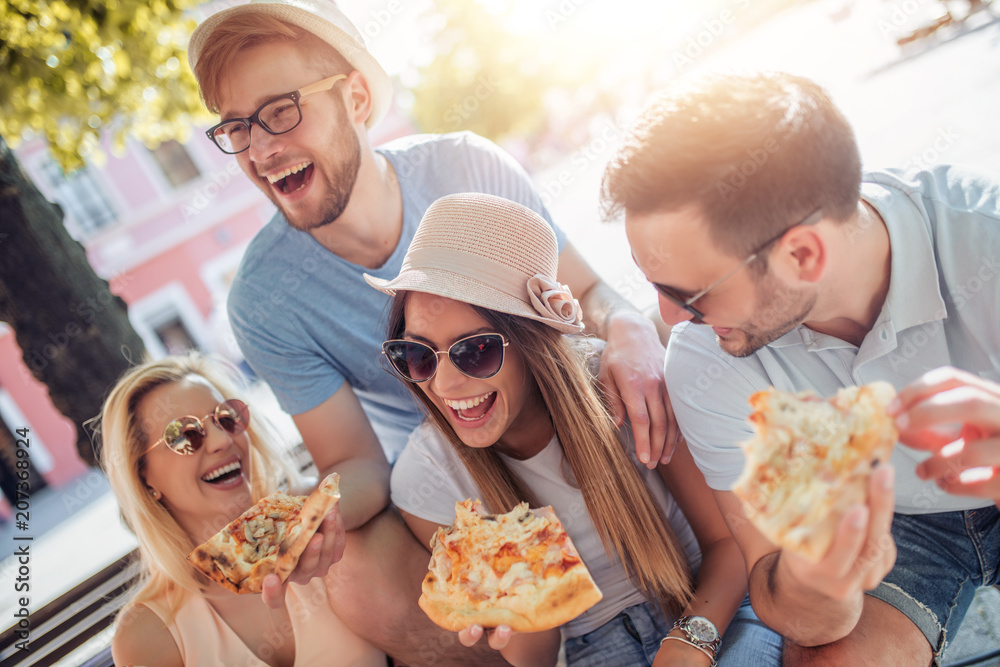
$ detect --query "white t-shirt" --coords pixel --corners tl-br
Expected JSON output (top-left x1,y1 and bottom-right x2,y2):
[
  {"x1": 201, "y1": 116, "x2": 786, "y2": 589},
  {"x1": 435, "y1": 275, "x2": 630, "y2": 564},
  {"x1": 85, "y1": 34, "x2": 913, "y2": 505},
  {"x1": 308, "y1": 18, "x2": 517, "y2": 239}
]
[{"x1": 391, "y1": 421, "x2": 702, "y2": 639}]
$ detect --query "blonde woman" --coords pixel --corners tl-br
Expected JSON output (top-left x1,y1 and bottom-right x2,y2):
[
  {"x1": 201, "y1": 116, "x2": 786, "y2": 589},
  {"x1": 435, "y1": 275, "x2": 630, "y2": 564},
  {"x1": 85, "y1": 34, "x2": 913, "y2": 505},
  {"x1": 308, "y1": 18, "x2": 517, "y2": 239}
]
[
  {"x1": 99, "y1": 354, "x2": 384, "y2": 666},
  {"x1": 366, "y1": 193, "x2": 782, "y2": 667}
]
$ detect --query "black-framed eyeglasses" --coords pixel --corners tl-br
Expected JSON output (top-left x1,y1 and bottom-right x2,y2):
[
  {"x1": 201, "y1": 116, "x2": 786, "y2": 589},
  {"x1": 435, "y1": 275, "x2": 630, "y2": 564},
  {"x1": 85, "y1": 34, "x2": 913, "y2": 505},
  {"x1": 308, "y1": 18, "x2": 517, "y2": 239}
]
[
  {"x1": 142, "y1": 399, "x2": 250, "y2": 456},
  {"x1": 382, "y1": 334, "x2": 509, "y2": 383},
  {"x1": 205, "y1": 74, "x2": 348, "y2": 154},
  {"x1": 651, "y1": 208, "x2": 824, "y2": 322}
]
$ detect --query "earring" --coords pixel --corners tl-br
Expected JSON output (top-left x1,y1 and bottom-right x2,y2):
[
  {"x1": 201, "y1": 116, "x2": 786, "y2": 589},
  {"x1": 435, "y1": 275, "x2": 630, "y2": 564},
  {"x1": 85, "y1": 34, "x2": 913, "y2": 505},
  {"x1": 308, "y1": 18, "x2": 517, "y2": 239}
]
[{"x1": 149, "y1": 487, "x2": 161, "y2": 500}]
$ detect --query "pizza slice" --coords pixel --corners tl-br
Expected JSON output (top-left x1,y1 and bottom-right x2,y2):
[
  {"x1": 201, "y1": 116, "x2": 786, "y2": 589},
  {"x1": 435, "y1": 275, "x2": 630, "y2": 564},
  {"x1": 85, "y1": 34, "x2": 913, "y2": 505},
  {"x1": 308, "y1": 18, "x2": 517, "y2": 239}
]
[
  {"x1": 188, "y1": 473, "x2": 340, "y2": 594},
  {"x1": 419, "y1": 499, "x2": 603, "y2": 633},
  {"x1": 732, "y1": 382, "x2": 898, "y2": 562}
]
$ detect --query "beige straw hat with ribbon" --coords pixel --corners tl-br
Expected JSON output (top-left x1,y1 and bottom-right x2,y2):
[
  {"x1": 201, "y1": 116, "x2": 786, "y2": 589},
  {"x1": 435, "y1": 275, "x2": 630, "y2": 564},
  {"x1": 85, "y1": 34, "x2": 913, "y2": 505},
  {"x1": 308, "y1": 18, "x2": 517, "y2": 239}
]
[
  {"x1": 188, "y1": 0, "x2": 393, "y2": 128},
  {"x1": 365, "y1": 193, "x2": 584, "y2": 334}
]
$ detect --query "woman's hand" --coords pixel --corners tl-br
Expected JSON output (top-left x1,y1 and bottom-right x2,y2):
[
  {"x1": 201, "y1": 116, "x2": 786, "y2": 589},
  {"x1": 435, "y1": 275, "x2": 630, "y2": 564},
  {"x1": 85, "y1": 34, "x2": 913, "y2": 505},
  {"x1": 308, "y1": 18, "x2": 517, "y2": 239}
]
[
  {"x1": 262, "y1": 506, "x2": 346, "y2": 608},
  {"x1": 654, "y1": 633, "x2": 716, "y2": 666},
  {"x1": 459, "y1": 624, "x2": 514, "y2": 650},
  {"x1": 457, "y1": 624, "x2": 560, "y2": 667}
]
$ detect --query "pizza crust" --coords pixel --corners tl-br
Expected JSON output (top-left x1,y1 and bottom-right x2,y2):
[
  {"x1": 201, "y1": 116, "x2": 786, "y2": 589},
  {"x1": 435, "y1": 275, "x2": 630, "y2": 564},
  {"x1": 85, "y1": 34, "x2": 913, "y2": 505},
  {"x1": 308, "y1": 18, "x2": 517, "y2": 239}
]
[
  {"x1": 188, "y1": 473, "x2": 340, "y2": 594},
  {"x1": 419, "y1": 501, "x2": 603, "y2": 633},
  {"x1": 732, "y1": 383, "x2": 897, "y2": 562}
]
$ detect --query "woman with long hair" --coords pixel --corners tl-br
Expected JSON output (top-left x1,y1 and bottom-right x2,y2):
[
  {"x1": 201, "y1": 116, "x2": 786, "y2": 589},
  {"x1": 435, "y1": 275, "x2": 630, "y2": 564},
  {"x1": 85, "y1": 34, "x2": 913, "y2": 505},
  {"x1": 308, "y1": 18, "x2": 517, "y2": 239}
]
[
  {"x1": 98, "y1": 353, "x2": 384, "y2": 666},
  {"x1": 366, "y1": 193, "x2": 781, "y2": 666}
]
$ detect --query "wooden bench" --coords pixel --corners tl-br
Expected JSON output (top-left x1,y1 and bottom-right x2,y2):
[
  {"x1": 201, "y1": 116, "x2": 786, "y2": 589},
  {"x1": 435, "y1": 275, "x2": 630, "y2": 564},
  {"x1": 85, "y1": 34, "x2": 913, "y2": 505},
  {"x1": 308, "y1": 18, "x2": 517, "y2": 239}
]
[{"x1": 0, "y1": 549, "x2": 140, "y2": 667}]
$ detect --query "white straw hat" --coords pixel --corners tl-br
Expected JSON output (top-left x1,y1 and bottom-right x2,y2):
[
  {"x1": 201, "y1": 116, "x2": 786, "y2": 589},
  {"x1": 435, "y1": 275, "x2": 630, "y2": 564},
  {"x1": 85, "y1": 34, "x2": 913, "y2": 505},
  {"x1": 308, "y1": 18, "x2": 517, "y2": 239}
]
[
  {"x1": 365, "y1": 193, "x2": 584, "y2": 334},
  {"x1": 188, "y1": 0, "x2": 393, "y2": 128}
]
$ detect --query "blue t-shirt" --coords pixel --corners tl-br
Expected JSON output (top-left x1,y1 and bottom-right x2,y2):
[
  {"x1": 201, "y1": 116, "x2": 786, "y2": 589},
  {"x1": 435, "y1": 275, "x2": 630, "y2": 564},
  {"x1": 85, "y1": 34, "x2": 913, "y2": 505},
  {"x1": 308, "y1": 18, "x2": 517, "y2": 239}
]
[
  {"x1": 666, "y1": 165, "x2": 1000, "y2": 514},
  {"x1": 228, "y1": 132, "x2": 567, "y2": 462}
]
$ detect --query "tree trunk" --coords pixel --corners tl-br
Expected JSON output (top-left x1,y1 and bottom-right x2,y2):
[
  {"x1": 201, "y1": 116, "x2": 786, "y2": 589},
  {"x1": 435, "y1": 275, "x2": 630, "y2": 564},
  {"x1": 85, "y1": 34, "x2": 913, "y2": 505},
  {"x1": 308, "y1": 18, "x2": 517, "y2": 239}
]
[{"x1": 0, "y1": 134, "x2": 146, "y2": 467}]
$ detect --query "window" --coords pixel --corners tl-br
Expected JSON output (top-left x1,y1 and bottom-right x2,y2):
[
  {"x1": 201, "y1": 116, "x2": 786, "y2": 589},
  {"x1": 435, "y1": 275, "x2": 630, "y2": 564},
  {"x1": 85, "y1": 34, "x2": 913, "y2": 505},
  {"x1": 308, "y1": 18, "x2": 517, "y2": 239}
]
[
  {"x1": 150, "y1": 140, "x2": 201, "y2": 188},
  {"x1": 37, "y1": 159, "x2": 117, "y2": 236}
]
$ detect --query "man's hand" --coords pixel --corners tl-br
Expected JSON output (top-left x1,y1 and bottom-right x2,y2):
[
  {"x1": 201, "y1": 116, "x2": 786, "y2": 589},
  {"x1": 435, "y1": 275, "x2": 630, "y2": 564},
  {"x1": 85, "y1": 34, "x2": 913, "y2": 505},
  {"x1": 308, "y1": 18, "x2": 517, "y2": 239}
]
[
  {"x1": 779, "y1": 466, "x2": 896, "y2": 604},
  {"x1": 599, "y1": 310, "x2": 679, "y2": 468},
  {"x1": 261, "y1": 507, "x2": 346, "y2": 609},
  {"x1": 891, "y1": 366, "x2": 1000, "y2": 505}
]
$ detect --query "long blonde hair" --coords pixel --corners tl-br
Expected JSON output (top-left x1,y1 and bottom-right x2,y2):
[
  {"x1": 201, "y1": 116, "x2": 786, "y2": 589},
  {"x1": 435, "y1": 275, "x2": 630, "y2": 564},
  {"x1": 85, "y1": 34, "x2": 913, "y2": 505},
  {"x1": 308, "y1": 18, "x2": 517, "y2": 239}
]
[
  {"x1": 97, "y1": 353, "x2": 296, "y2": 620},
  {"x1": 387, "y1": 297, "x2": 694, "y2": 615}
]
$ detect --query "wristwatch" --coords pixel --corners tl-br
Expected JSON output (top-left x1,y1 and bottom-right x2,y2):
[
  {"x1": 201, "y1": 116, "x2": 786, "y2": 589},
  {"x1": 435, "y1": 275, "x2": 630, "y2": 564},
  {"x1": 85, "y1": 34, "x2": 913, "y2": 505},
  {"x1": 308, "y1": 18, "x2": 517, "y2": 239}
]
[{"x1": 671, "y1": 615, "x2": 721, "y2": 658}]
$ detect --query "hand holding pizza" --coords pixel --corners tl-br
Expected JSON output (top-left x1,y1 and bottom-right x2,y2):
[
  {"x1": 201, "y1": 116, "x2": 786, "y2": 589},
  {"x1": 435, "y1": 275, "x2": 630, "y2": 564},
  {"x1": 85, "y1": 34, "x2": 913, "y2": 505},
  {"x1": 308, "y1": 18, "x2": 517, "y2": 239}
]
[
  {"x1": 891, "y1": 366, "x2": 1000, "y2": 506},
  {"x1": 188, "y1": 473, "x2": 343, "y2": 605},
  {"x1": 262, "y1": 502, "x2": 346, "y2": 609},
  {"x1": 779, "y1": 464, "x2": 897, "y2": 602}
]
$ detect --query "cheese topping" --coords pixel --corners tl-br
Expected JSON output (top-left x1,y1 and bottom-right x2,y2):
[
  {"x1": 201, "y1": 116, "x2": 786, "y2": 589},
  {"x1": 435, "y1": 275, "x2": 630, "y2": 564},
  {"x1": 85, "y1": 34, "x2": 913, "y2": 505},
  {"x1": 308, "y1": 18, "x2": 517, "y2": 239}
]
[
  {"x1": 429, "y1": 500, "x2": 576, "y2": 605},
  {"x1": 734, "y1": 382, "x2": 898, "y2": 558}
]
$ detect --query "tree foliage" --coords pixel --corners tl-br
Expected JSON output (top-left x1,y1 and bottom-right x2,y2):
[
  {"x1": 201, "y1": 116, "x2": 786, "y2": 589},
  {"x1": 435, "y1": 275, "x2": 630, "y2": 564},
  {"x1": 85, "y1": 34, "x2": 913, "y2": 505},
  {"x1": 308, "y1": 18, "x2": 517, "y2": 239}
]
[
  {"x1": 0, "y1": 0, "x2": 211, "y2": 171},
  {"x1": 411, "y1": 0, "x2": 557, "y2": 143}
]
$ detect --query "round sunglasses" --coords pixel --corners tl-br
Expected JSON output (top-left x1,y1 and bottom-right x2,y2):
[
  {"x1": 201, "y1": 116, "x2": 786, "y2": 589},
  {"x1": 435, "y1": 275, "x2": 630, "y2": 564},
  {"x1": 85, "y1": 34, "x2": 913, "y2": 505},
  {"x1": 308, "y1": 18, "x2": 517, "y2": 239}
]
[
  {"x1": 382, "y1": 333, "x2": 509, "y2": 383},
  {"x1": 143, "y1": 399, "x2": 250, "y2": 456}
]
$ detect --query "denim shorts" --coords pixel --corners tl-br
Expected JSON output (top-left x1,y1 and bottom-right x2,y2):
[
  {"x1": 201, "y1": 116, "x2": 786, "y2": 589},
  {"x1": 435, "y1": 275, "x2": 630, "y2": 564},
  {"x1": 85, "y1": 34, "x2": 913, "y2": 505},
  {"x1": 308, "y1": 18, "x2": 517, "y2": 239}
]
[
  {"x1": 562, "y1": 596, "x2": 782, "y2": 667},
  {"x1": 867, "y1": 506, "x2": 1000, "y2": 665}
]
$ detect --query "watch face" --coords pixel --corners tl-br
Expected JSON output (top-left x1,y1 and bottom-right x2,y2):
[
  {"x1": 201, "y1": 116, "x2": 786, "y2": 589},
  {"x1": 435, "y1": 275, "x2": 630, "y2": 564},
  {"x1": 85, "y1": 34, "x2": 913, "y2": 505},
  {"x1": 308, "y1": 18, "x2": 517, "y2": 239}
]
[{"x1": 687, "y1": 617, "x2": 719, "y2": 642}]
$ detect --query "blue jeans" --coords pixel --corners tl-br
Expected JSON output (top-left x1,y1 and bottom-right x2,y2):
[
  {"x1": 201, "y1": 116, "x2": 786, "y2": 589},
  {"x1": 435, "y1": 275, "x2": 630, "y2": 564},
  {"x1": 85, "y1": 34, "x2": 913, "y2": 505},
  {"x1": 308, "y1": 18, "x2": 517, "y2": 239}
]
[
  {"x1": 867, "y1": 506, "x2": 1000, "y2": 666},
  {"x1": 563, "y1": 597, "x2": 782, "y2": 666}
]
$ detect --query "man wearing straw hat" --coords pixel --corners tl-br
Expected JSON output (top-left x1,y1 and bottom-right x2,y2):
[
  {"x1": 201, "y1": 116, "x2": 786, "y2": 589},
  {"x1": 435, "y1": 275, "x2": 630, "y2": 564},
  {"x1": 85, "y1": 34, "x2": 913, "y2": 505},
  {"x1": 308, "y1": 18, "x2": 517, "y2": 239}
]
[{"x1": 186, "y1": 1, "x2": 671, "y2": 663}]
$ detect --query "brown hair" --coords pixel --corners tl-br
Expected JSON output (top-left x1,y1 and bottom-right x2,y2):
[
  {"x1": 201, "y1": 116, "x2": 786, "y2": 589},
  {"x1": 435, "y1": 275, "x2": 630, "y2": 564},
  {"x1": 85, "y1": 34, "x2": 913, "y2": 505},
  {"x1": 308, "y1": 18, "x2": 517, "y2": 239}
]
[
  {"x1": 193, "y1": 14, "x2": 351, "y2": 113},
  {"x1": 602, "y1": 71, "x2": 862, "y2": 263},
  {"x1": 387, "y1": 295, "x2": 693, "y2": 615}
]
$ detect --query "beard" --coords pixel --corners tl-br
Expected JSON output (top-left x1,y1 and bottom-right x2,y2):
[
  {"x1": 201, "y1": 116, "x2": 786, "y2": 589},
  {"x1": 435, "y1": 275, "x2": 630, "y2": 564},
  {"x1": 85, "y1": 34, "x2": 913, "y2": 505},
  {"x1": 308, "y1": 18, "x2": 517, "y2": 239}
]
[
  {"x1": 284, "y1": 126, "x2": 362, "y2": 232},
  {"x1": 718, "y1": 273, "x2": 816, "y2": 358}
]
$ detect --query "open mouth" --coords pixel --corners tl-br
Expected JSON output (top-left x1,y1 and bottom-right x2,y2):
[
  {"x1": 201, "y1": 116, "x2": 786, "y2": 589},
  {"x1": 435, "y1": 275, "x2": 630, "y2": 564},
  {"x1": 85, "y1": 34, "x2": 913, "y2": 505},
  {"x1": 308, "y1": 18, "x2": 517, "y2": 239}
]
[
  {"x1": 443, "y1": 392, "x2": 497, "y2": 422},
  {"x1": 266, "y1": 161, "x2": 314, "y2": 195},
  {"x1": 202, "y1": 460, "x2": 243, "y2": 485}
]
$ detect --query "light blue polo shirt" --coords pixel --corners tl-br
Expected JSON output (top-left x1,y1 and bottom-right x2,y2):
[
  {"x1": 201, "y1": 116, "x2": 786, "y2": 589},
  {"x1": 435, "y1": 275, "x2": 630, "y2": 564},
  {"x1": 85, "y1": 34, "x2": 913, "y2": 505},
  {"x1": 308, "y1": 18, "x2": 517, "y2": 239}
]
[{"x1": 666, "y1": 165, "x2": 1000, "y2": 514}]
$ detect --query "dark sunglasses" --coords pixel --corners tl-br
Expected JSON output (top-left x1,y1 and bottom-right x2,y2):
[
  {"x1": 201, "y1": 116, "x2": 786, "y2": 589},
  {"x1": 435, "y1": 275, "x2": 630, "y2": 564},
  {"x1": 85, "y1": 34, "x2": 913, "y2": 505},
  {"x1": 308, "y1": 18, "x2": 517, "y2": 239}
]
[
  {"x1": 650, "y1": 208, "x2": 824, "y2": 321},
  {"x1": 382, "y1": 334, "x2": 509, "y2": 383},
  {"x1": 143, "y1": 399, "x2": 250, "y2": 456}
]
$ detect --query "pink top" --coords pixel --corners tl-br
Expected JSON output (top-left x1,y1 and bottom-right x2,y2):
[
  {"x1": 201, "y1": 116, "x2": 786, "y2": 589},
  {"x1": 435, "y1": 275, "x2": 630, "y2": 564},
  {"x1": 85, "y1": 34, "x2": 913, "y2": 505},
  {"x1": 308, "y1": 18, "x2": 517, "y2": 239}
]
[{"x1": 142, "y1": 578, "x2": 385, "y2": 666}]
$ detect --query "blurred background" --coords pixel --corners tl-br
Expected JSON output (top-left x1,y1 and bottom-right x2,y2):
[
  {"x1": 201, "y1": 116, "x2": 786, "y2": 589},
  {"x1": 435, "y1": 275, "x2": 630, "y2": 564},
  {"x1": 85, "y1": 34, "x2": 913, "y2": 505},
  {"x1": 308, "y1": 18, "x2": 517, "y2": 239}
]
[{"x1": 1, "y1": 0, "x2": 998, "y2": 664}]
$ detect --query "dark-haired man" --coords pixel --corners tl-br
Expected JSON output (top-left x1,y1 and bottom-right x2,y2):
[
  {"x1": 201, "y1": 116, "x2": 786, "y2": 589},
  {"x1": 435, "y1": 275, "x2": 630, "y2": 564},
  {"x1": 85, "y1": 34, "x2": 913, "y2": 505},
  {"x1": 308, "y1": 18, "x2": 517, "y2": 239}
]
[{"x1": 606, "y1": 71, "x2": 1000, "y2": 665}]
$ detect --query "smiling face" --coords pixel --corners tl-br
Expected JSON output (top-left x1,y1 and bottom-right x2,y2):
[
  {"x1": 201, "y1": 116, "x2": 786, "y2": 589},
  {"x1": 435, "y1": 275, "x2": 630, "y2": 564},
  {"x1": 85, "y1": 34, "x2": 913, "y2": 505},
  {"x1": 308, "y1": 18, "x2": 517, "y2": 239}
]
[
  {"x1": 217, "y1": 40, "x2": 361, "y2": 232},
  {"x1": 402, "y1": 293, "x2": 552, "y2": 457},
  {"x1": 138, "y1": 376, "x2": 253, "y2": 541},
  {"x1": 627, "y1": 204, "x2": 815, "y2": 357}
]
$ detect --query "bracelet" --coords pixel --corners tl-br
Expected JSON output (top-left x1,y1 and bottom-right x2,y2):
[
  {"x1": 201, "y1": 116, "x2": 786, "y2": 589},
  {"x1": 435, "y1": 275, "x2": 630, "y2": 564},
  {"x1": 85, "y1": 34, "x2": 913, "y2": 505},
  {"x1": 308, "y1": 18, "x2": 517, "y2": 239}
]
[{"x1": 659, "y1": 635, "x2": 718, "y2": 666}]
